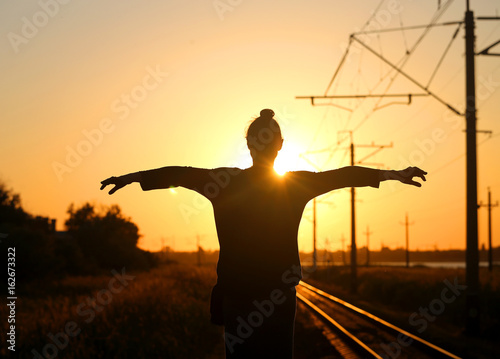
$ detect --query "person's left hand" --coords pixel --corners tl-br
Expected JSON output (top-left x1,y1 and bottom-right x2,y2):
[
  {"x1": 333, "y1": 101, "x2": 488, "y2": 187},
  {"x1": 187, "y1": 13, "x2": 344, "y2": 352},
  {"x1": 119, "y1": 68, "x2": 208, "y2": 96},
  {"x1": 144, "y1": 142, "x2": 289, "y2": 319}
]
[{"x1": 396, "y1": 167, "x2": 427, "y2": 187}]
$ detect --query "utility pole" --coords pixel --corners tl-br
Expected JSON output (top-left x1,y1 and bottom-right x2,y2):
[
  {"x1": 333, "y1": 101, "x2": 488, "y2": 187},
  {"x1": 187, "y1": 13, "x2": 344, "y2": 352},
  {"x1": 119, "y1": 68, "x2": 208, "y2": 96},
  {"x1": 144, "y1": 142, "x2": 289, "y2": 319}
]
[
  {"x1": 160, "y1": 237, "x2": 167, "y2": 262},
  {"x1": 364, "y1": 225, "x2": 373, "y2": 266},
  {"x1": 324, "y1": 237, "x2": 331, "y2": 265},
  {"x1": 342, "y1": 132, "x2": 392, "y2": 293},
  {"x1": 299, "y1": 153, "x2": 335, "y2": 270},
  {"x1": 197, "y1": 235, "x2": 201, "y2": 267},
  {"x1": 313, "y1": 198, "x2": 317, "y2": 269},
  {"x1": 400, "y1": 213, "x2": 414, "y2": 268},
  {"x1": 464, "y1": 0, "x2": 480, "y2": 334},
  {"x1": 479, "y1": 188, "x2": 499, "y2": 272},
  {"x1": 341, "y1": 234, "x2": 346, "y2": 265},
  {"x1": 350, "y1": 142, "x2": 357, "y2": 293},
  {"x1": 196, "y1": 234, "x2": 206, "y2": 267}
]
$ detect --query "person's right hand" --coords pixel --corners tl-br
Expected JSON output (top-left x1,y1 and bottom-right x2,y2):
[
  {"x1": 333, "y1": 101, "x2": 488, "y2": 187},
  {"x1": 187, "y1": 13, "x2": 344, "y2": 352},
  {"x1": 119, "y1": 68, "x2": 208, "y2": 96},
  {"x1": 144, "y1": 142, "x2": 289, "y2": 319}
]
[{"x1": 100, "y1": 176, "x2": 129, "y2": 195}]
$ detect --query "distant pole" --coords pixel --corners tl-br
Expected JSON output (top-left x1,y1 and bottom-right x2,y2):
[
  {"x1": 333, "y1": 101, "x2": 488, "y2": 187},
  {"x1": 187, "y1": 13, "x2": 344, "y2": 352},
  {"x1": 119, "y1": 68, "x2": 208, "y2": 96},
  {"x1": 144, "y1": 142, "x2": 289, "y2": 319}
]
[
  {"x1": 350, "y1": 142, "x2": 357, "y2": 293},
  {"x1": 465, "y1": 1, "x2": 480, "y2": 335},
  {"x1": 197, "y1": 235, "x2": 201, "y2": 267},
  {"x1": 400, "y1": 213, "x2": 414, "y2": 268},
  {"x1": 479, "y1": 188, "x2": 499, "y2": 272},
  {"x1": 299, "y1": 154, "x2": 333, "y2": 270},
  {"x1": 324, "y1": 238, "x2": 329, "y2": 263},
  {"x1": 161, "y1": 237, "x2": 166, "y2": 262},
  {"x1": 488, "y1": 189, "x2": 493, "y2": 272},
  {"x1": 341, "y1": 235, "x2": 346, "y2": 265},
  {"x1": 313, "y1": 198, "x2": 317, "y2": 269},
  {"x1": 405, "y1": 214, "x2": 409, "y2": 268},
  {"x1": 364, "y1": 225, "x2": 373, "y2": 266},
  {"x1": 343, "y1": 134, "x2": 391, "y2": 292}
]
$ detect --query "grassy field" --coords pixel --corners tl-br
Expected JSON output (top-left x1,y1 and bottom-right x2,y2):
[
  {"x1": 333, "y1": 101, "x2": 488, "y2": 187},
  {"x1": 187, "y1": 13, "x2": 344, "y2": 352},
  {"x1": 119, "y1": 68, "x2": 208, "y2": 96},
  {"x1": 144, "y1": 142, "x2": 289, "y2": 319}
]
[
  {"x1": 1, "y1": 264, "x2": 223, "y2": 358},
  {"x1": 1, "y1": 263, "x2": 337, "y2": 359}
]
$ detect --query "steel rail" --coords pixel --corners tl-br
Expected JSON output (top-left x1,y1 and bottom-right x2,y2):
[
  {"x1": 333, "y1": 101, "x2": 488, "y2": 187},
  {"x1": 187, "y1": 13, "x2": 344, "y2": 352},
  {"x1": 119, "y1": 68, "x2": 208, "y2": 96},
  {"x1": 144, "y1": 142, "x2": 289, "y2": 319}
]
[
  {"x1": 297, "y1": 292, "x2": 383, "y2": 359},
  {"x1": 299, "y1": 281, "x2": 462, "y2": 359}
]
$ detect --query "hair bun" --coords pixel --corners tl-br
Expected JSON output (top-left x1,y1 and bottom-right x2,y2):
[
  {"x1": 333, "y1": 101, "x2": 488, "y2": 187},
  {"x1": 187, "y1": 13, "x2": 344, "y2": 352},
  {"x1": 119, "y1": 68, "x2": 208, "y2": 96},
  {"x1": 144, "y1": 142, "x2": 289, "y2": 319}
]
[{"x1": 259, "y1": 109, "x2": 275, "y2": 119}]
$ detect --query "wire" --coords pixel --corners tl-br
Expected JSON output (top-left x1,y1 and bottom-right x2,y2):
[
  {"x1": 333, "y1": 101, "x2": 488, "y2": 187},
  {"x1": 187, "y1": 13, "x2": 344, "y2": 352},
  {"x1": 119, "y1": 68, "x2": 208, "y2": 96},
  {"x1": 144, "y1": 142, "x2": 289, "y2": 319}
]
[
  {"x1": 324, "y1": 37, "x2": 353, "y2": 96},
  {"x1": 310, "y1": 0, "x2": 457, "y2": 173},
  {"x1": 426, "y1": 23, "x2": 463, "y2": 89},
  {"x1": 399, "y1": 12, "x2": 410, "y2": 54},
  {"x1": 385, "y1": 61, "x2": 465, "y2": 140},
  {"x1": 352, "y1": 21, "x2": 463, "y2": 36},
  {"x1": 346, "y1": 0, "x2": 456, "y2": 133},
  {"x1": 307, "y1": 107, "x2": 332, "y2": 152},
  {"x1": 350, "y1": 0, "x2": 457, "y2": 132},
  {"x1": 360, "y1": 0, "x2": 386, "y2": 31},
  {"x1": 427, "y1": 133, "x2": 497, "y2": 174},
  {"x1": 378, "y1": 34, "x2": 384, "y2": 81},
  {"x1": 477, "y1": 16, "x2": 500, "y2": 50},
  {"x1": 368, "y1": 131, "x2": 499, "y2": 204}
]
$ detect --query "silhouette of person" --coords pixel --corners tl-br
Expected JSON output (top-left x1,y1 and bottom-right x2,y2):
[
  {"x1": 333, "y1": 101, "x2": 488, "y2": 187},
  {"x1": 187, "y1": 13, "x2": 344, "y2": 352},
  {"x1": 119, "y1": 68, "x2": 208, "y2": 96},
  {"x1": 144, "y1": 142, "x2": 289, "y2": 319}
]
[{"x1": 100, "y1": 109, "x2": 427, "y2": 358}]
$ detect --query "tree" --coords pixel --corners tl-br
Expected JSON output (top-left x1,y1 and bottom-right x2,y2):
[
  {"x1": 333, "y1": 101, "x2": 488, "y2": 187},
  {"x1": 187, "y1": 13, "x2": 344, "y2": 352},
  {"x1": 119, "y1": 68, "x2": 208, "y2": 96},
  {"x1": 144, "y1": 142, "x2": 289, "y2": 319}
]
[
  {"x1": 0, "y1": 181, "x2": 59, "y2": 281},
  {"x1": 65, "y1": 203, "x2": 155, "y2": 270},
  {"x1": 0, "y1": 182, "x2": 29, "y2": 228}
]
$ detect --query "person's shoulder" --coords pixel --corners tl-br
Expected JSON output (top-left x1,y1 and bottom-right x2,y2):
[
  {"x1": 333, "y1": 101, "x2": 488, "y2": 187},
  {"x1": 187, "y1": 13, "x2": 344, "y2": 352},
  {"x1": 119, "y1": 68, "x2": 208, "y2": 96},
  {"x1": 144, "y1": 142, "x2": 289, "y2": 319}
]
[
  {"x1": 180, "y1": 166, "x2": 243, "y2": 174},
  {"x1": 287, "y1": 170, "x2": 317, "y2": 175},
  {"x1": 278, "y1": 170, "x2": 319, "y2": 186},
  {"x1": 214, "y1": 166, "x2": 244, "y2": 171},
  {"x1": 210, "y1": 167, "x2": 243, "y2": 175},
  {"x1": 285, "y1": 170, "x2": 318, "y2": 178}
]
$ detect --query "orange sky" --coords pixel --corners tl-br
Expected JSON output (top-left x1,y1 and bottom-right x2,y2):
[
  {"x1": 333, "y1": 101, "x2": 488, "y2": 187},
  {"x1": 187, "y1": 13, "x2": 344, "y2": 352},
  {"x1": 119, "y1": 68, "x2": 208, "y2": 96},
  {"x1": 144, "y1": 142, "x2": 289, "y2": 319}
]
[{"x1": 1, "y1": 0, "x2": 500, "y2": 253}]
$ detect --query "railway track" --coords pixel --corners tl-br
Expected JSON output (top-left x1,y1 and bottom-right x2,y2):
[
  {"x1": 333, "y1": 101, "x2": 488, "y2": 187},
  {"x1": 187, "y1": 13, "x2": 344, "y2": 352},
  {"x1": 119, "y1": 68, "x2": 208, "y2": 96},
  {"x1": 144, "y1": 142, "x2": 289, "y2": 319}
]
[{"x1": 297, "y1": 281, "x2": 462, "y2": 359}]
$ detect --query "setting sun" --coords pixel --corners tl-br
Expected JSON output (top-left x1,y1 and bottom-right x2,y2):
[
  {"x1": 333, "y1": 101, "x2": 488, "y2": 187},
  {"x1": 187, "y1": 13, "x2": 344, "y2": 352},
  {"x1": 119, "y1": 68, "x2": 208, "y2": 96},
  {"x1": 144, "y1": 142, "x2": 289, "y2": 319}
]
[{"x1": 274, "y1": 142, "x2": 316, "y2": 175}]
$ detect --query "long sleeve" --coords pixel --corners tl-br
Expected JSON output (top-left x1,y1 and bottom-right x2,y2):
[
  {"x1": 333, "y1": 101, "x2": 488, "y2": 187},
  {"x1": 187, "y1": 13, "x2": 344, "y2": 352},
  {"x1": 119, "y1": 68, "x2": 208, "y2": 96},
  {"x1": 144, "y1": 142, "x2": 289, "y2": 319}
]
[
  {"x1": 139, "y1": 166, "x2": 243, "y2": 200},
  {"x1": 139, "y1": 166, "x2": 211, "y2": 192},
  {"x1": 290, "y1": 166, "x2": 381, "y2": 201}
]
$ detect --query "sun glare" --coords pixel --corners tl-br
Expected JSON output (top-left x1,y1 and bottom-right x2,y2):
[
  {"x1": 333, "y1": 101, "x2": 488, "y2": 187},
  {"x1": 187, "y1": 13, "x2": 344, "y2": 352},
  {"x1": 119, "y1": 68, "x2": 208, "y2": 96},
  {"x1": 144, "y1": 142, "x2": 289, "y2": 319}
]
[
  {"x1": 233, "y1": 140, "x2": 317, "y2": 175},
  {"x1": 274, "y1": 143, "x2": 315, "y2": 175}
]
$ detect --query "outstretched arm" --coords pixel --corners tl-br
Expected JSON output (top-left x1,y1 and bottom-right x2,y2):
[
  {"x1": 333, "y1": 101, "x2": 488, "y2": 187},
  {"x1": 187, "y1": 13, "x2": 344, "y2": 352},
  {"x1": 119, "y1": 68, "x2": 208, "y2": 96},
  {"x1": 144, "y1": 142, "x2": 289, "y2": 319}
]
[
  {"x1": 378, "y1": 166, "x2": 427, "y2": 187},
  {"x1": 295, "y1": 165, "x2": 427, "y2": 200},
  {"x1": 100, "y1": 166, "x2": 216, "y2": 195}
]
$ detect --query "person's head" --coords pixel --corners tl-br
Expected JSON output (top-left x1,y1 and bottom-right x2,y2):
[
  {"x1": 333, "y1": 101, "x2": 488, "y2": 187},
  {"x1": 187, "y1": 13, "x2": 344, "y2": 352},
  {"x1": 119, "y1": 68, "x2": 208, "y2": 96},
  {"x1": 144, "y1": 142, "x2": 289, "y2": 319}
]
[{"x1": 246, "y1": 109, "x2": 283, "y2": 166}]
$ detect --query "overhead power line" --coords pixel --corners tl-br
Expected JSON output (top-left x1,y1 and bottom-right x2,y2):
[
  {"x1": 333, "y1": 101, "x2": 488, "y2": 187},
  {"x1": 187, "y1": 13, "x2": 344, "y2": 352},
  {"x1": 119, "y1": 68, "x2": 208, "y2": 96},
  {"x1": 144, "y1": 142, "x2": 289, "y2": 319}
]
[{"x1": 296, "y1": 0, "x2": 500, "y2": 335}]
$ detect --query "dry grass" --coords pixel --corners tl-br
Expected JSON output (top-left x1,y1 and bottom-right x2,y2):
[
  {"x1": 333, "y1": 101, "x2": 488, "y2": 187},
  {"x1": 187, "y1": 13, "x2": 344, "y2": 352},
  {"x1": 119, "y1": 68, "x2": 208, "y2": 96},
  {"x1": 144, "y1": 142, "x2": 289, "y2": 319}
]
[{"x1": 1, "y1": 264, "x2": 223, "y2": 359}]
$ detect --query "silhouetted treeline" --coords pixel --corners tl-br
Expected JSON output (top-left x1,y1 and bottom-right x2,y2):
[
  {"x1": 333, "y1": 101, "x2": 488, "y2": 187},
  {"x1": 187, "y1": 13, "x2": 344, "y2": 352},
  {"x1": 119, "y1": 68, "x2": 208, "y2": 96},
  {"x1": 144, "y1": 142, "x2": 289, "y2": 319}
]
[
  {"x1": 366, "y1": 246, "x2": 500, "y2": 263},
  {"x1": 0, "y1": 182, "x2": 157, "y2": 282},
  {"x1": 65, "y1": 202, "x2": 157, "y2": 272},
  {"x1": 159, "y1": 245, "x2": 500, "y2": 267},
  {"x1": 300, "y1": 246, "x2": 500, "y2": 265}
]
